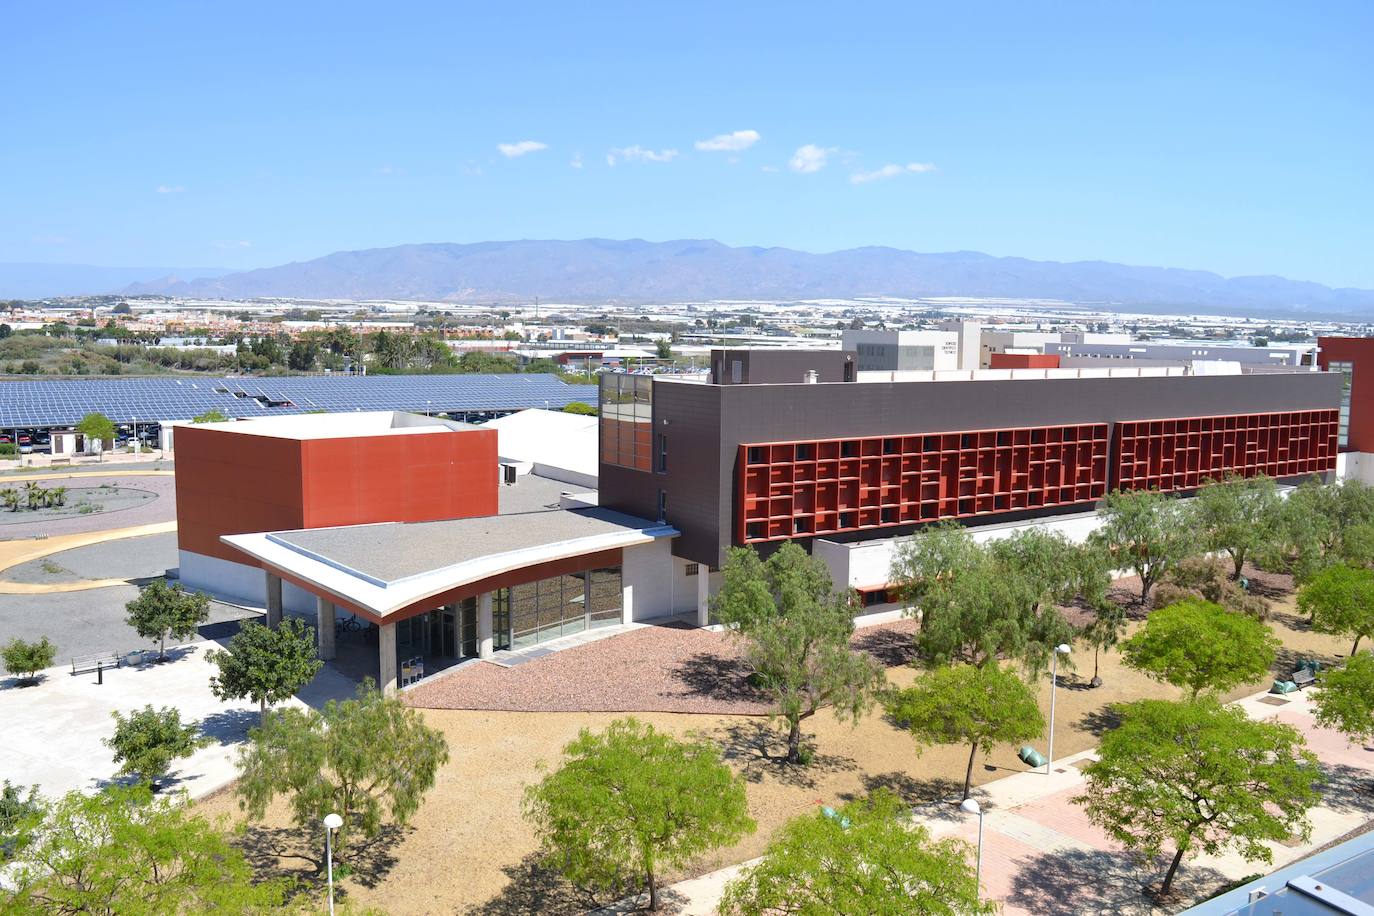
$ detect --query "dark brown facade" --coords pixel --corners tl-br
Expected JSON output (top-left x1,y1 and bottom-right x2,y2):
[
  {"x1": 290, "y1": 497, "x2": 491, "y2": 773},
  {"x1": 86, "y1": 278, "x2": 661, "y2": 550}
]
[
  {"x1": 600, "y1": 370, "x2": 1343, "y2": 567},
  {"x1": 710, "y1": 348, "x2": 856, "y2": 385}
]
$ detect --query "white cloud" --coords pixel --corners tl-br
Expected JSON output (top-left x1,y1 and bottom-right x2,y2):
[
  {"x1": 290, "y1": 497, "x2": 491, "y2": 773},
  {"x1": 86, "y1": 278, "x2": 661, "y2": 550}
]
[
  {"x1": 788, "y1": 144, "x2": 832, "y2": 173},
  {"x1": 156, "y1": 184, "x2": 185, "y2": 194},
  {"x1": 606, "y1": 145, "x2": 679, "y2": 166},
  {"x1": 570, "y1": 152, "x2": 583, "y2": 169},
  {"x1": 850, "y1": 162, "x2": 938, "y2": 184},
  {"x1": 695, "y1": 129, "x2": 760, "y2": 152},
  {"x1": 497, "y1": 140, "x2": 548, "y2": 158}
]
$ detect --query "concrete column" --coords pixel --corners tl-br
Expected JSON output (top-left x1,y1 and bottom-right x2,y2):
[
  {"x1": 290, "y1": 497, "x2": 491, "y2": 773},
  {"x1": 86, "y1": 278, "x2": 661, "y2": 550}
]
[
  {"x1": 315, "y1": 596, "x2": 336, "y2": 660},
  {"x1": 378, "y1": 622, "x2": 398, "y2": 695},
  {"x1": 264, "y1": 572, "x2": 283, "y2": 629},
  {"x1": 621, "y1": 579, "x2": 634, "y2": 625},
  {"x1": 477, "y1": 592, "x2": 494, "y2": 659},
  {"x1": 696, "y1": 569, "x2": 711, "y2": 627}
]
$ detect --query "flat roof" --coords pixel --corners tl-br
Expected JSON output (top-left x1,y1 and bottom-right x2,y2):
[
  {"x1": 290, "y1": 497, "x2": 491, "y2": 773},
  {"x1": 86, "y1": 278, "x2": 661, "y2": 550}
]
[
  {"x1": 188, "y1": 411, "x2": 479, "y2": 440},
  {"x1": 222, "y1": 505, "x2": 675, "y2": 617}
]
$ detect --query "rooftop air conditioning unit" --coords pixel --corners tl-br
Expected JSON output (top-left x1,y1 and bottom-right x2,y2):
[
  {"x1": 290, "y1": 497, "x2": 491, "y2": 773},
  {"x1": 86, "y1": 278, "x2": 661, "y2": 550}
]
[
  {"x1": 502, "y1": 464, "x2": 518, "y2": 486},
  {"x1": 803, "y1": 369, "x2": 819, "y2": 384}
]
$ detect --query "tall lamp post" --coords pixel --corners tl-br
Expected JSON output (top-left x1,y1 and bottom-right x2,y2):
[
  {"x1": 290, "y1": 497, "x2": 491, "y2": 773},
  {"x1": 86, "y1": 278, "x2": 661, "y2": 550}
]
[
  {"x1": 323, "y1": 813, "x2": 343, "y2": 916},
  {"x1": 960, "y1": 797, "x2": 984, "y2": 899},
  {"x1": 1047, "y1": 643, "x2": 1072, "y2": 775}
]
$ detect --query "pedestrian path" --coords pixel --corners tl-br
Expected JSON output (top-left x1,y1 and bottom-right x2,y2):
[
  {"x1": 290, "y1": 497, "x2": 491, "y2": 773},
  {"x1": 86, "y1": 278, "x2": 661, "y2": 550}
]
[{"x1": 647, "y1": 688, "x2": 1374, "y2": 915}]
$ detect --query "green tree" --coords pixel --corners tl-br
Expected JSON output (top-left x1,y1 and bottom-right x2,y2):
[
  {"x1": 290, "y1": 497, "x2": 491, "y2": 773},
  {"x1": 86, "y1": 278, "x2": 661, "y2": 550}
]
[
  {"x1": 719, "y1": 790, "x2": 993, "y2": 916},
  {"x1": 1120, "y1": 599, "x2": 1278, "y2": 697},
  {"x1": 654, "y1": 338, "x2": 673, "y2": 360},
  {"x1": 1312, "y1": 651, "x2": 1374, "y2": 746},
  {"x1": 887, "y1": 662, "x2": 1045, "y2": 801},
  {"x1": 1, "y1": 636, "x2": 56, "y2": 685},
  {"x1": 123, "y1": 579, "x2": 210, "y2": 660},
  {"x1": 6, "y1": 784, "x2": 288, "y2": 913},
  {"x1": 104, "y1": 705, "x2": 208, "y2": 789},
  {"x1": 1075, "y1": 697, "x2": 1321, "y2": 898},
  {"x1": 1299, "y1": 564, "x2": 1374, "y2": 656},
  {"x1": 206, "y1": 618, "x2": 322, "y2": 720},
  {"x1": 236, "y1": 679, "x2": 449, "y2": 855},
  {"x1": 457, "y1": 350, "x2": 517, "y2": 373},
  {"x1": 523, "y1": 718, "x2": 755, "y2": 911},
  {"x1": 191, "y1": 408, "x2": 228, "y2": 423},
  {"x1": 1089, "y1": 488, "x2": 1197, "y2": 603},
  {"x1": 76, "y1": 411, "x2": 115, "y2": 461},
  {"x1": 890, "y1": 524, "x2": 1083, "y2": 676},
  {"x1": 1079, "y1": 602, "x2": 1127, "y2": 687},
  {"x1": 712, "y1": 543, "x2": 886, "y2": 764},
  {"x1": 0, "y1": 780, "x2": 41, "y2": 860},
  {"x1": 561, "y1": 401, "x2": 598, "y2": 415},
  {"x1": 1193, "y1": 474, "x2": 1282, "y2": 579}
]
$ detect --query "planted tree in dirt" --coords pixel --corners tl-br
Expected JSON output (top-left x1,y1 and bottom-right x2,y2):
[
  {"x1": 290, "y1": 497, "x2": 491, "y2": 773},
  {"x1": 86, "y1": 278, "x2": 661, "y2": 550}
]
[
  {"x1": 719, "y1": 790, "x2": 993, "y2": 916},
  {"x1": 1192, "y1": 473, "x2": 1282, "y2": 579},
  {"x1": 712, "y1": 542, "x2": 886, "y2": 764},
  {"x1": 1089, "y1": 488, "x2": 1197, "y2": 603},
  {"x1": 1299, "y1": 564, "x2": 1374, "y2": 656},
  {"x1": 1079, "y1": 601, "x2": 1127, "y2": 687},
  {"x1": 1, "y1": 636, "x2": 56, "y2": 685},
  {"x1": 104, "y1": 705, "x2": 208, "y2": 790},
  {"x1": 524, "y1": 718, "x2": 754, "y2": 912},
  {"x1": 1153, "y1": 556, "x2": 1270, "y2": 619},
  {"x1": 1267, "y1": 479, "x2": 1374, "y2": 585},
  {"x1": 1312, "y1": 651, "x2": 1374, "y2": 747},
  {"x1": 207, "y1": 618, "x2": 321, "y2": 720},
  {"x1": 890, "y1": 524, "x2": 1082, "y2": 677},
  {"x1": 5, "y1": 784, "x2": 288, "y2": 912},
  {"x1": 1076, "y1": 697, "x2": 1321, "y2": 899},
  {"x1": 0, "y1": 780, "x2": 41, "y2": 860},
  {"x1": 886, "y1": 661, "x2": 1045, "y2": 801},
  {"x1": 1120, "y1": 599, "x2": 1279, "y2": 698},
  {"x1": 236, "y1": 678, "x2": 449, "y2": 857},
  {"x1": 124, "y1": 579, "x2": 210, "y2": 660}
]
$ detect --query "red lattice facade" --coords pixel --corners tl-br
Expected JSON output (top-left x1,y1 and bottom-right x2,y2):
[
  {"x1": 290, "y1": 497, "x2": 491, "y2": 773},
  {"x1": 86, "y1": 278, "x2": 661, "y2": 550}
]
[
  {"x1": 1112, "y1": 409, "x2": 1339, "y2": 492},
  {"x1": 737, "y1": 424, "x2": 1110, "y2": 544}
]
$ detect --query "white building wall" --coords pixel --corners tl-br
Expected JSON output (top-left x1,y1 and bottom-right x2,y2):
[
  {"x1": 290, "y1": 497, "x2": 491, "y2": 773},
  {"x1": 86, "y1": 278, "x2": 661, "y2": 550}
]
[
  {"x1": 620, "y1": 538, "x2": 679, "y2": 622},
  {"x1": 179, "y1": 550, "x2": 316, "y2": 613}
]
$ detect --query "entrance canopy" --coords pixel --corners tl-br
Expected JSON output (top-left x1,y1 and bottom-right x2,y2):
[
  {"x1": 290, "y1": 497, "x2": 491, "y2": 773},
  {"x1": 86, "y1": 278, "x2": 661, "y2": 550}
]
[{"x1": 223, "y1": 507, "x2": 676, "y2": 621}]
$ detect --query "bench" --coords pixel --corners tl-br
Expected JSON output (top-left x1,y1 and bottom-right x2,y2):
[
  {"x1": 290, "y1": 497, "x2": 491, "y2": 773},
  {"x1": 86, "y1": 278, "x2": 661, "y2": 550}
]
[
  {"x1": 1291, "y1": 668, "x2": 1316, "y2": 689},
  {"x1": 70, "y1": 651, "x2": 123, "y2": 675}
]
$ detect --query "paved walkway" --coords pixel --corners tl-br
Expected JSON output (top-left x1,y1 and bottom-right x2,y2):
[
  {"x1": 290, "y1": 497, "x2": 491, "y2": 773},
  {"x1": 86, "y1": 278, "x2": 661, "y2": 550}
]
[
  {"x1": 0, "y1": 642, "x2": 357, "y2": 801},
  {"x1": 642, "y1": 688, "x2": 1374, "y2": 915},
  {"x1": 0, "y1": 520, "x2": 178, "y2": 593}
]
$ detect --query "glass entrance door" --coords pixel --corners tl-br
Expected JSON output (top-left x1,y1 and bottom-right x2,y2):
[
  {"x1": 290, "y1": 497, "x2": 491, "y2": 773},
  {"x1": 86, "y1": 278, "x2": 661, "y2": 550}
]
[{"x1": 460, "y1": 598, "x2": 477, "y2": 658}]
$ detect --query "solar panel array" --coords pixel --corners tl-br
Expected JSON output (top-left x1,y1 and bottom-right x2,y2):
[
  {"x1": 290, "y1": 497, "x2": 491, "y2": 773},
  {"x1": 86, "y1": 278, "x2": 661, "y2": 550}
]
[{"x1": 0, "y1": 375, "x2": 600, "y2": 427}]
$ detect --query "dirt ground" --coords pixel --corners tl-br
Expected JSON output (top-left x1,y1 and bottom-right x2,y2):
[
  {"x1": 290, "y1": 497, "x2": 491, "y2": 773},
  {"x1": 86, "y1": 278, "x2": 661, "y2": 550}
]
[{"x1": 195, "y1": 568, "x2": 1353, "y2": 915}]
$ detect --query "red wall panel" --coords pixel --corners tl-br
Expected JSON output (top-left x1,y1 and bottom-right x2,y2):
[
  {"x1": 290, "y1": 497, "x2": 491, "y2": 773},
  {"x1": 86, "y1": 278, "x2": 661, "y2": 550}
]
[
  {"x1": 176, "y1": 424, "x2": 498, "y2": 566},
  {"x1": 989, "y1": 353, "x2": 1061, "y2": 369},
  {"x1": 1317, "y1": 337, "x2": 1374, "y2": 452}
]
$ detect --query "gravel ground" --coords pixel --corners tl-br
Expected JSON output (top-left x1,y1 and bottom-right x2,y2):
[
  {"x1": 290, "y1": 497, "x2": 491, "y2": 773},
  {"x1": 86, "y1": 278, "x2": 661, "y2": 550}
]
[
  {"x1": 0, "y1": 475, "x2": 175, "y2": 537},
  {"x1": 2, "y1": 531, "x2": 179, "y2": 584},
  {"x1": 405, "y1": 618, "x2": 920, "y2": 714}
]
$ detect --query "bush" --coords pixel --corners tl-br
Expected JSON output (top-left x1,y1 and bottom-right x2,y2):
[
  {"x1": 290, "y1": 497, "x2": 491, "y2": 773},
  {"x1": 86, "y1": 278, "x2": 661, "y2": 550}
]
[
  {"x1": 1, "y1": 637, "x2": 56, "y2": 684},
  {"x1": 1155, "y1": 557, "x2": 1270, "y2": 619}
]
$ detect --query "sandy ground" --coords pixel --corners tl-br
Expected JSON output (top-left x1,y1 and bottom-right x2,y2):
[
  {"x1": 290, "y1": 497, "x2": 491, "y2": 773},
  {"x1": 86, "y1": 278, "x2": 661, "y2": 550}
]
[{"x1": 195, "y1": 571, "x2": 1353, "y2": 915}]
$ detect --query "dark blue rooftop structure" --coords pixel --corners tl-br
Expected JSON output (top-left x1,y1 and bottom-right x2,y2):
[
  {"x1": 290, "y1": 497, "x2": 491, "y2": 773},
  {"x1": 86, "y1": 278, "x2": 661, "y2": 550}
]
[{"x1": 0, "y1": 375, "x2": 599, "y2": 427}]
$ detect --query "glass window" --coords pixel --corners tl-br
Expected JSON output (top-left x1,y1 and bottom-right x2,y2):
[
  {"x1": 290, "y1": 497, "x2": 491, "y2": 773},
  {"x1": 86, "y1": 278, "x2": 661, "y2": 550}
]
[
  {"x1": 599, "y1": 373, "x2": 653, "y2": 471},
  {"x1": 1331, "y1": 360, "x2": 1353, "y2": 448}
]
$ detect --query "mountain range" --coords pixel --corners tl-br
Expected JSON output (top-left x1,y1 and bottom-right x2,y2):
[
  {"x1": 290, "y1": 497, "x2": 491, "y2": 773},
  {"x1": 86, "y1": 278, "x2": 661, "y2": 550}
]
[
  {"x1": 0, "y1": 263, "x2": 233, "y2": 299},
  {"x1": 9, "y1": 240, "x2": 1374, "y2": 317}
]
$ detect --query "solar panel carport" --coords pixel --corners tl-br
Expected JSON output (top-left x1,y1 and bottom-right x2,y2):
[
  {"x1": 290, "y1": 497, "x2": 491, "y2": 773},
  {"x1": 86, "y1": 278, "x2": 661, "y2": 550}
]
[{"x1": 0, "y1": 375, "x2": 599, "y2": 427}]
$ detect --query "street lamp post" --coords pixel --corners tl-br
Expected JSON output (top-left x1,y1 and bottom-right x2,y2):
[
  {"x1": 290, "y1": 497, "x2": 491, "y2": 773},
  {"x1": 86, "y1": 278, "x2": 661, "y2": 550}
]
[
  {"x1": 323, "y1": 813, "x2": 343, "y2": 915},
  {"x1": 960, "y1": 798, "x2": 984, "y2": 899},
  {"x1": 1047, "y1": 643, "x2": 1072, "y2": 775}
]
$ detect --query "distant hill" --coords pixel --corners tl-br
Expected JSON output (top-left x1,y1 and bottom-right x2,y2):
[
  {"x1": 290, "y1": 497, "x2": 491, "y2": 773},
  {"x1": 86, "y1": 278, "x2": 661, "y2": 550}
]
[
  {"x1": 0, "y1": 263, "x2": 234, "y2": 299},
  {"x1": 106, "y1": 238, "x2": 1374, "y2": 315}
]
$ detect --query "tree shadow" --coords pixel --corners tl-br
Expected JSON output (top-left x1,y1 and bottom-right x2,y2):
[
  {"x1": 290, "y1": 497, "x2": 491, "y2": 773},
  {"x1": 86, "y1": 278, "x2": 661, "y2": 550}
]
[
  {"x1": 198, "y1": 707, "x2": 261, "y2": 746},
  {"x1": 466, "y1": 852, "x2": 593, "y2": 915},
  {"x1": 670, "y1": 652, "x2": 770, "y2": 707},
  {"x1": 700, "y1": 720, "x2": 857, "y2": 789},
  {"x1": 840, "y1": 772, "x2": 972, "y2": 822},
  {"x1": 1005, "y1": 845, "x2": 1225, "y2": 915},
  {"x1": 0, "y1": 674, "x2": 45, "y2": 690},
  {"x1": 1317, "y1": 762, "x2": 1374, "y2": 818},
  {"x1": 235, "y1": 822, "x2": 408, "y2": 893},
  {"x1": 1076, "y1": 704, "x2": 1124, "y2": 737},
  {"x1": 850, "y1": 627, "x2": 917, "y2": 667}
]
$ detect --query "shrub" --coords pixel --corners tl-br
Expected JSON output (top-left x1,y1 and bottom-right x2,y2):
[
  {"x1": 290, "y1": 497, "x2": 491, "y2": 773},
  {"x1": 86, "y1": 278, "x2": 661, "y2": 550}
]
[{"x1": 1, "y1": 637, "x2": 57, "y2": 684}]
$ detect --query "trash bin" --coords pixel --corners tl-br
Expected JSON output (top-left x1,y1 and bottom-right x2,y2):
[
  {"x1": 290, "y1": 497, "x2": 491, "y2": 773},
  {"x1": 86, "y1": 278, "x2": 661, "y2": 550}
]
[{"x1": 1018, "y1": 745, "x2": 1047, "y2": 768}]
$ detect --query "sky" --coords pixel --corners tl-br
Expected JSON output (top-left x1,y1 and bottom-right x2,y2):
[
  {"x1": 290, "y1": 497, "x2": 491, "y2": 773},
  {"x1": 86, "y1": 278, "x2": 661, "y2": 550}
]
[{"x1": 2, "y1": 1, "x2": 1371, "y2": 287}]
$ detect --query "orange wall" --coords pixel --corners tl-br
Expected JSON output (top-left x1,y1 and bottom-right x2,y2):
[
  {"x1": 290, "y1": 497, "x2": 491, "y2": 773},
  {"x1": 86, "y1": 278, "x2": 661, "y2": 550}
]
[
  {"x1": 176, "y1": 424, "x2": 498, "y2": 566},
  {"x1": 1318, "y1": 337, "x2": 1374, "y2": 452},
  {"x1": 989, "y1": 352, "x2": 1060, "y2": 369}
]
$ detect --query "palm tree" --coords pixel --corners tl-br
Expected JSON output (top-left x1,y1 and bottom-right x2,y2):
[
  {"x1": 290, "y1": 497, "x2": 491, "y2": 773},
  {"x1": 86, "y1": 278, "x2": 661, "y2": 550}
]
[
  {"x1": 48, "y1": 486, "x2": 68, "y2": 507},
  {"x1": 0, "y1": 488, "x2": 18, "y2": 512},
  {"x1": 22, "y1": 482, "x2": 42, "y2": 510}
]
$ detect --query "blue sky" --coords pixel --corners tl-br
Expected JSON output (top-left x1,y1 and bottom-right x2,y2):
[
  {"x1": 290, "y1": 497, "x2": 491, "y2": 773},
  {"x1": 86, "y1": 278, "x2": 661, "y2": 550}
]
[{"x1": 3, "y1": 1, "x2": 1371, "y2": 287}]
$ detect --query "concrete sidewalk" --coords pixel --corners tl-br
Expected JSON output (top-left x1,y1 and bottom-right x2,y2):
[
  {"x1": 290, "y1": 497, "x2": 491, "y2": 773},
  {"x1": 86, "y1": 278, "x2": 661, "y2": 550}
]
[
  {"x1": 647, "y1": 688, "x2": 1374, "y2": 915},
  {"x1": 0, "y1": 644, "x2": 355, "y2": 801}
]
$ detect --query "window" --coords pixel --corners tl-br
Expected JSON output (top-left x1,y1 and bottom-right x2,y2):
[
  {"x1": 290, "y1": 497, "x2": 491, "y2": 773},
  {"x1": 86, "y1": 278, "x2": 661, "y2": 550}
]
[
  {"x1": 599, "y1": 373, "x2": 653, "y2": 471},
  {"x1": 657, "y1": 489, "x2": 667, "y2": 522},
  {"x1": 1331, "y1": 360, "x2": 1354, "y2": 448},
  {"x1": 657, "y1": 434, "x2": 668, "y2": 473},
  {"x1": 684, "y1": 563, "x2": 699, "y2": 577}
]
